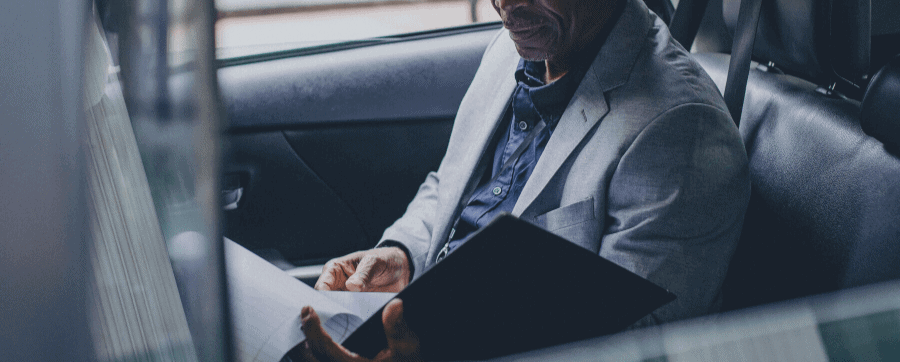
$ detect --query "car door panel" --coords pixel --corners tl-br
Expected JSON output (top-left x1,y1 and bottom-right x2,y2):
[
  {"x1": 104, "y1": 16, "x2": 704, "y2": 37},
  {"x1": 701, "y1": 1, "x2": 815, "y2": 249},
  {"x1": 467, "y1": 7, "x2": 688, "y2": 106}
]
[
  {"x1": 219, "y1": 29, "x2": 498, "y2": 130},
  {"x1": 223, "y1": 131, "x2": 369, "y2": 263},
  {"x1": 283, "y1": 119, "x2": 453, "y2": 255},
  {"x1": 218, "y1": 25, "x2": 500, "y2": 265}
]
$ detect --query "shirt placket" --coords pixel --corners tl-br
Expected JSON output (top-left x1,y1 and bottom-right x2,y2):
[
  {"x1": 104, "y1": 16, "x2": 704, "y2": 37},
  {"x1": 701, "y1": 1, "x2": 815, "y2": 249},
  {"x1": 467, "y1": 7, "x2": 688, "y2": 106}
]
[{"x1": 473, "y1": 117, "x2": 526, "y2": 226}]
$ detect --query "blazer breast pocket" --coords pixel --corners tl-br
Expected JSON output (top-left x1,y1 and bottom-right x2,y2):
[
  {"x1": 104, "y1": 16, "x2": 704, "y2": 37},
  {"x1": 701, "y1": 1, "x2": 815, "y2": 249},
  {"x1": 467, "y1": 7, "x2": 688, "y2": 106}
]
[{"x1": 532, "y1": 197, "x2": 595, "y2": 232}]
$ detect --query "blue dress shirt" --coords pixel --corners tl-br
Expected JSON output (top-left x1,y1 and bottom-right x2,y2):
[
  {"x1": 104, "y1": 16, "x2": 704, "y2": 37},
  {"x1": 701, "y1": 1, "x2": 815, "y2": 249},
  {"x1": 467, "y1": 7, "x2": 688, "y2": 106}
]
[
  {"x1": 427, "y1": 0, "x2": 626, "y2": 263},
  {"x1": 444, "y1": 58, "x2": 592, "y2": 255}
]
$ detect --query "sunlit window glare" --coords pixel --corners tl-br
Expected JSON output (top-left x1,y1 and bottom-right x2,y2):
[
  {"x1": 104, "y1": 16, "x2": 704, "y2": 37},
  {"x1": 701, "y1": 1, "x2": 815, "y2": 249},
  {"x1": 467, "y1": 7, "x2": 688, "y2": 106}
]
[{"x1": 215, "y1": 0, "x2": 501, "y2": 58}]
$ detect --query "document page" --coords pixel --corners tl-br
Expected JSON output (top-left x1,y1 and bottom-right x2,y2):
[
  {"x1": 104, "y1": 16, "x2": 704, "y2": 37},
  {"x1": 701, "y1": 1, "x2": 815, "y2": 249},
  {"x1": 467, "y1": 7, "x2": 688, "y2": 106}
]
[
  {"x1": 321, "y1": 291, "x2": 397, "y2": 322},
  {"x1": 225, "y1": 240, "x2": 362, "y2": 362}
]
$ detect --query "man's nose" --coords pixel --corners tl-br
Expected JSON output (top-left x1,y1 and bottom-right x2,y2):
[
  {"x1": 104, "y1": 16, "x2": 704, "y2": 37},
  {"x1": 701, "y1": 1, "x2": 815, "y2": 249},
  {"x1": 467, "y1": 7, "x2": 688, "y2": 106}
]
[{"x1": 494, "y1": 0, "x2": 530, "y2": 10}]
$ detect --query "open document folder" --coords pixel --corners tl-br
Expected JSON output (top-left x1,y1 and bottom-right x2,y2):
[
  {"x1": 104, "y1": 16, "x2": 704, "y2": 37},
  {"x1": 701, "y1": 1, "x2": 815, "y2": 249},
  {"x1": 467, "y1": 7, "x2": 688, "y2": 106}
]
[
  {"x1": 342, "y1": 214, "x2": 676, "y2": 360},
  {"x1": 226, "y1": 213, "x2": 675, "y2": 362}
]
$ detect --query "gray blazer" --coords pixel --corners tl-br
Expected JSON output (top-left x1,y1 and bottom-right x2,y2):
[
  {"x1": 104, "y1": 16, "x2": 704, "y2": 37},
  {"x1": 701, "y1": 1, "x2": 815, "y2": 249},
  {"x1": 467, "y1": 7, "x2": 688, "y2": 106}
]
[{"x1": 378, "y1": 0, "x2": 750, "y2": 325}]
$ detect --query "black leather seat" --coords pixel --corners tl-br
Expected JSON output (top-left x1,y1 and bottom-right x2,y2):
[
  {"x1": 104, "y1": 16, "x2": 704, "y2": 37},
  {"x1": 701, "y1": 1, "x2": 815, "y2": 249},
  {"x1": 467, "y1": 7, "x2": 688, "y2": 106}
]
[{"x1": 689, "y1": 0, "x2": 900, "y2": 311}]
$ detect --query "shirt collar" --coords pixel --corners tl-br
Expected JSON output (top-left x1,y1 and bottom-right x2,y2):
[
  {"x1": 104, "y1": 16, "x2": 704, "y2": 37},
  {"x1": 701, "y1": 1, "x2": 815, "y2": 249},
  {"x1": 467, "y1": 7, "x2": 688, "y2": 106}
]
[{"x1": 514, "y1": 59, "x2": 585, "y2": 123}]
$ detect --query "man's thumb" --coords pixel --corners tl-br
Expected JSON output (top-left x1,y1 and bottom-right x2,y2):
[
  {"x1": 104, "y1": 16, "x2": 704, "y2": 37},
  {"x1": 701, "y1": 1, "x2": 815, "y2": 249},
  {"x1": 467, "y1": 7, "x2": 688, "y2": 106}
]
[
  {"x1": 345, "y1": 255, "x2": 377, "y2": 291},
  {"x1": 383, "y1": 299, "x2": 420, "y2": 360}
]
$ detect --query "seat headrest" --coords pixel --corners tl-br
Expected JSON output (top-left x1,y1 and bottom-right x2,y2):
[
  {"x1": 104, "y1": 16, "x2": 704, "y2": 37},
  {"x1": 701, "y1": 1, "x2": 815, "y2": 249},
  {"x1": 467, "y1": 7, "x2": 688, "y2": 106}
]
[
  {"x1": 871, "y1": 0, "x2": 900, "y2": 73},
  {"x1": 723, "y1": 0, "x2": 870, "y2": 90},
  {"x1": 861, "y1": 54, "x2": 900, "y2": 154},
  {"x1": 872, "y1": 0, "x2": 900, "y2": 36}
]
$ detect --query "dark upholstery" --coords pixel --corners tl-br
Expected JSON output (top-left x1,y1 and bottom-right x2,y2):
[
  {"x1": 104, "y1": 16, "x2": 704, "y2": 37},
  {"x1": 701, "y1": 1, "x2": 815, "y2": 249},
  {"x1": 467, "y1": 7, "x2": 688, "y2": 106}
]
[
  {"x1": 861, "y1": 54, "x2": 900, "y2": 155},
  {"x1": 692, "y1": 0, "x2": 900, "y2": 311},
  {"x1": 871, "y1": 0, "x2": 900, "y2": 78},
  {"x1": 872, "y1": 0, "x2": 900, "y2": 36},
  {"x1": 721, "y1": 0, "x2": 870, "y2": 91},
  {"x1": 695, "y1": 53, "x2": 900, "y2": 311}
]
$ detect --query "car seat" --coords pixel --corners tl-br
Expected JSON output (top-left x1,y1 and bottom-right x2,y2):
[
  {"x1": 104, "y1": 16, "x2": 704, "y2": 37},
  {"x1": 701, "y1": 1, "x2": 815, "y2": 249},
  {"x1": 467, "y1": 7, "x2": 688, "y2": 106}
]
[{"x1": 683, "y1": 0, "x2": 900, "y2": 310}]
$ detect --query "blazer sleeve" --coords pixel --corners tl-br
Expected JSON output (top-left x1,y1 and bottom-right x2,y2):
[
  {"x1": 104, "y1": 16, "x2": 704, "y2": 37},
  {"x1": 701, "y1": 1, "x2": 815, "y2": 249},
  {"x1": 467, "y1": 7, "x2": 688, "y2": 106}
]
[
  {"x1": 375, "y1": 29, "x2": 511, "y2": 278},
  {"x1": 377, "y1": 171, "x2": 441, "y2": 280},
  {"x1": 600, "y1": 102, "x2": 751, "y2": 326}
]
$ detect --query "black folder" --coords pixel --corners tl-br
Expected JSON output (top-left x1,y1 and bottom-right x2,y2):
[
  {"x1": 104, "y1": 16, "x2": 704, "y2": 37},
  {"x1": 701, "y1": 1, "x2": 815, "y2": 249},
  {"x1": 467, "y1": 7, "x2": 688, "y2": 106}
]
[{"x1": 342, "y1": 213, "x2": 676, "y2": 360}]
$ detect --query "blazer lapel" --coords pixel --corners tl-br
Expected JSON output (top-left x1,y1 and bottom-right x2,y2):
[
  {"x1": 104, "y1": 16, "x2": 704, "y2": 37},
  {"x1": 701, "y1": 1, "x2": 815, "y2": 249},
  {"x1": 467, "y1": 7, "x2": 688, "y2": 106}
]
[{"x1": 512, "y1": 67, "x2": 608, "y2": 216}]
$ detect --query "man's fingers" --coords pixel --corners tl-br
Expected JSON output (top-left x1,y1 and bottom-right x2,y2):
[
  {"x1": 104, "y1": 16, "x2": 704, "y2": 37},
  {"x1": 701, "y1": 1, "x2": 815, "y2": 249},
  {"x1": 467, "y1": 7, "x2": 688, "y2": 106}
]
[
  {"x1": 316, "y1": 251, "x2": 369, "y2": 291},
  {"x1": 300, "y1": 307, "x2": 363, "y2": 362},
  {"x1": 382, "y1": 299, "x2": 421, "y2": 361},
  {"x1": 346, "y1": 255, "x2": 378, "y2": 292},
  {"x1": 314, "y1": 264, "x2": 346, "y2": 291},
  {"x1": 300, "y1": 306, "x2": 329, "y2": 345},
  {"x1": 316, "y1": 248, "x2": 410, "y2": 293}
]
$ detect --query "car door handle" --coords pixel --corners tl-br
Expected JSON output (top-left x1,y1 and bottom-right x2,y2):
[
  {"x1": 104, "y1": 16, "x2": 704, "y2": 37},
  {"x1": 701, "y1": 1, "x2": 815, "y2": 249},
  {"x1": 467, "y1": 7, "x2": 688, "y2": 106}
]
[
  {"x1": 223, "y1": 173, "x2": 245, "y2": 210},
  {"x1": 222, "y1": 187, "x2": 243, "y2": 210}
]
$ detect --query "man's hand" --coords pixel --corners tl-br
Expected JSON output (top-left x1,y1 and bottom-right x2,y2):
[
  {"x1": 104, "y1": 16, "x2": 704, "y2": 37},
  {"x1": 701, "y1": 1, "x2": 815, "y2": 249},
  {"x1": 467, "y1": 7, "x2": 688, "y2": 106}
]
[
  {"x1": 297, "y1": 299, "x2": 421, "y2": 362},
  {"x1": 314, "y1": 247, "x2": 411, "y2": 292}
]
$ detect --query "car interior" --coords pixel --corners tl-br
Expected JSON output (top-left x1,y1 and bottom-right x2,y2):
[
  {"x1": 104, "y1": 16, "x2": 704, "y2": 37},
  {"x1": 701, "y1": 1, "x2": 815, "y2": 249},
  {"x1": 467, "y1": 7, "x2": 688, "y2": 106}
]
[
  {"x1": 216, "y1": 0, "x2": 677, "y2": 280},
  {"x1": 75, "y1": 0, "x2": 900, "y2": 359},
  {"x1": 217, "y1": 0, "x2": 900, "y2": 313}
]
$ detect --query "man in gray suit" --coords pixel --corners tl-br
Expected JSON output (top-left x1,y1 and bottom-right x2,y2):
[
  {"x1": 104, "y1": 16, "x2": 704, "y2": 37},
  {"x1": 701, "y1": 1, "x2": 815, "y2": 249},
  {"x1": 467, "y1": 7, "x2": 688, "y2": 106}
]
[{"x1": 299, "y1": 0, "x2": 750, "y2": 359}]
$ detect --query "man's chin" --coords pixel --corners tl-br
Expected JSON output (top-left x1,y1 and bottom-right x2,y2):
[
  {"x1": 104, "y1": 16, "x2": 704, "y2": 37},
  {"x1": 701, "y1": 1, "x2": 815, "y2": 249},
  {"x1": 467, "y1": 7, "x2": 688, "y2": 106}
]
[{"x1": 513, "y1": 45, "x2": 549, "y2": 62}]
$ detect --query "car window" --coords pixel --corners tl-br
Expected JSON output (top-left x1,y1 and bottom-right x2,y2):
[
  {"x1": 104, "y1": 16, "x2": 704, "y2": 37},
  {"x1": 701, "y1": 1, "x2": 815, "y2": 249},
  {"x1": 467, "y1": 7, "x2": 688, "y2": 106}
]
[{"x1": 215, "y1": 0, "x2": 502, "y2": 59}]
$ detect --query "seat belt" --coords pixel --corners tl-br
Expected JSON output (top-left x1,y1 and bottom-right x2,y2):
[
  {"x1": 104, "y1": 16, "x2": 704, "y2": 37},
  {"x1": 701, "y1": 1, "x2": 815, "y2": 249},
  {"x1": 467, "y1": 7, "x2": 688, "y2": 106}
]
[
  {"x1": 722, "y1": 0, "x2": 764, "y2": 126},
  {"x1": 670, "y1": 0, "x2": 764, "y2": 126},
  {"x1": 669, "y1": 0, "x2": 712, "y2": 50}
]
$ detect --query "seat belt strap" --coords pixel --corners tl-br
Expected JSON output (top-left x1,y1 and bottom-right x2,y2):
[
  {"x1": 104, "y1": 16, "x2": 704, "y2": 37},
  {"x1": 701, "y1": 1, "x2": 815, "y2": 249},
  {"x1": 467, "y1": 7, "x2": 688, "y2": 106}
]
[
  {"x1": 723, "y1": 0, "x2": 764, "y2": 126},
  {"x1": 669, "y1": 0, "x2": 712, "y2": 50}
]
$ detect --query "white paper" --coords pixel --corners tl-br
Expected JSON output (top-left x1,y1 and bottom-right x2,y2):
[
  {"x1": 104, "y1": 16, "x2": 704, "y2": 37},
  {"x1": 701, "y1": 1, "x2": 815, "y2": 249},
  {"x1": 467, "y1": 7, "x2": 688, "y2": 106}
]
[
  {"x1": 321, "y1": 291, "x2": 398, "y2": 323},
  {"x1": 225, "y1": 240, "x2": 363, "y2": 362}
]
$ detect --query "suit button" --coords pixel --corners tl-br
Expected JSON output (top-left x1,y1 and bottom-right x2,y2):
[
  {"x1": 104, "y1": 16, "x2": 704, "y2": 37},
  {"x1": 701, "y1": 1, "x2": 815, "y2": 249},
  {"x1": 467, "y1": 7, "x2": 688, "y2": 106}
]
[
  {"x1": 492, "y1": 186, "x2": 502, "y2": 195},
  {"x1": 518, "y1": 121, "x2": 528, "y2": 131}
]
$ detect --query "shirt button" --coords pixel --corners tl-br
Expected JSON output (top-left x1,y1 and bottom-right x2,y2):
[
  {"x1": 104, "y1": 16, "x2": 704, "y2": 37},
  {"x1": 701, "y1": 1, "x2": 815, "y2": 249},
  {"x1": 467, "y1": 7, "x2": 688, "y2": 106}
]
[
  {"x1": 518, "y1": 121, "x2": 528, "y2": 131},
  {"x1": 492, "y1": 186, "x2": 502, "y2": 195}
]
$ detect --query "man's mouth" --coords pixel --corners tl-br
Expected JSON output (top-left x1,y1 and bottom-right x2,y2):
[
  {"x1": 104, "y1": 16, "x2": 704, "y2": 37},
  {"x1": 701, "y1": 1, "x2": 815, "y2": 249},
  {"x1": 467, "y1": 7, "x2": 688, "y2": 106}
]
[
  {"x1": 506, "y1": 22, "x2": 552, "y2": 44},
  {"x1": 506, "y1": 24, "x2": 543, "y2": 34}
]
